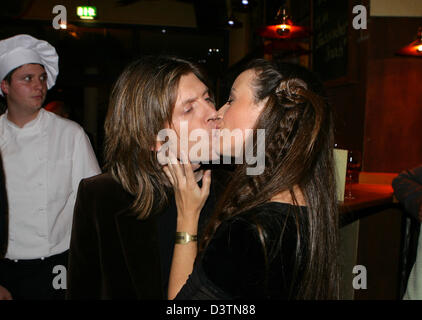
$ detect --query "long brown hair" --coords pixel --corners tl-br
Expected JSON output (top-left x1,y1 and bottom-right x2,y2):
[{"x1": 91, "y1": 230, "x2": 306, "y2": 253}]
[
  {"x1": 104, "y1": 56, "x2": 209, "y2": 219},
  {"x1": 201, "y1": 59, "x2": 339, "y2": 299}
]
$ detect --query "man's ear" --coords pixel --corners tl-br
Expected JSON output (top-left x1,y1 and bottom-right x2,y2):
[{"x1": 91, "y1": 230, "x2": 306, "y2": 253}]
[{"x1": 0, "y1": 80, "x2": 9, "y2": 96}]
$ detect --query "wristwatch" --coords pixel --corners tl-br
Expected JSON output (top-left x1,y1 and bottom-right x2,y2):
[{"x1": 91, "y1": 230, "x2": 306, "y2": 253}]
[{"x1": 175, "y1": 232, "x2": 198, "y2": 244}]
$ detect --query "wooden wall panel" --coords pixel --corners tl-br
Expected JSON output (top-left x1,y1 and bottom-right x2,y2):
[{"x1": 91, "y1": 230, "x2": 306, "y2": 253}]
[
  {"x1": 368, "y1": 18, "x2": 422, "y2": 61},
  {"x1": 328, "y1": 83, "x2": 367, "y2": 152},
  {"x1": 321, "y1": 0, "x2": 370, "y2": 154},
  {"x1": 363, "y1": 58, "x2": 422, "y2": 173}
]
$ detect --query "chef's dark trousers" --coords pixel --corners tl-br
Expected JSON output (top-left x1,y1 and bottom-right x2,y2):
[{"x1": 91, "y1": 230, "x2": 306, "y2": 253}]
[{"x1": 0, "y1": 250, "x2": 68, "y2": 300}]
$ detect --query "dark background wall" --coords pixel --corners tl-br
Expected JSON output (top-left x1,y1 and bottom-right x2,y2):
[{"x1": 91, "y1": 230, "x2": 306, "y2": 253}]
[
  {"x1": 292, "y1": 0, "x2": 422, "y2": 174},
  {"x1": 363, "y1": 17, "x2": 422, "y2": 173},
  {"x1": 1, "y1": 0, "x2": 422, "y2": 173}
]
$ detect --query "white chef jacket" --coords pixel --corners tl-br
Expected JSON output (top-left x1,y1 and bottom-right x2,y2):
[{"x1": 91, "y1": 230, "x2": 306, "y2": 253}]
[{"x1": 0, "y1": 108, "x2": 101, "y2": 260}]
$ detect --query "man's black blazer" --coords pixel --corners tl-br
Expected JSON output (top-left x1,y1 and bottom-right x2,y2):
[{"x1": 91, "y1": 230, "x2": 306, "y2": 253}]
[{"x1": 66, "y1": 169, "x2": 230, "y2": 299}]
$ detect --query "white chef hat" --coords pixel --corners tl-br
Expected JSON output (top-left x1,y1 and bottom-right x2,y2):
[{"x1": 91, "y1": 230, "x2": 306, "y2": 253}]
[{"x1": 0, "y1": 34, "x2": 59, "y2": 96}]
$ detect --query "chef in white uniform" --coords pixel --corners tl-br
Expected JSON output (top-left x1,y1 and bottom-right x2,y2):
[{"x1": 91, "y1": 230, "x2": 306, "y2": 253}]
[{"x1": 0, "y1": 34, "x2": 101, "y2": 300}]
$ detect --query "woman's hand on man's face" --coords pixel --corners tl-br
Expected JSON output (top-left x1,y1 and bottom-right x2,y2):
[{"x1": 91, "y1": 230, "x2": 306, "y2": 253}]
[{"x1": 162, "y1": 151, "x2": 211, "y2": 232}]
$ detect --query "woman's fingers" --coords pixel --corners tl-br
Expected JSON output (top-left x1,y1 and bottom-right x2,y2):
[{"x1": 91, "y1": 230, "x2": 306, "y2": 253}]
[
  {"x1": 201, "y1": 170, "x2": 212, "y2": 199},
  {"x1": 168, "y1": 151, "x2": 183, "y2": 185},
  {"x1": 165, "y1": 151, "x2": 177, "y2": 178},
  {"x1": 162, "y1": 151, "x2": 211, "y2": 222},
  {"x1": 163, "y1": 151, "x2": 210, "y2": 204},
  {"x1": 180, "y1": 151, "x2": 195, "y2": 184},
  {"x1": 163, "y1": 166, "x2": 175, "y2": 185}
]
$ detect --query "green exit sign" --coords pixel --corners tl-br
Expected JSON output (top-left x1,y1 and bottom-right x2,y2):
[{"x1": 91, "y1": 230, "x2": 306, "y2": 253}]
[{"x1": 77, "y1": 6, "x2": 97, "y2": 20}]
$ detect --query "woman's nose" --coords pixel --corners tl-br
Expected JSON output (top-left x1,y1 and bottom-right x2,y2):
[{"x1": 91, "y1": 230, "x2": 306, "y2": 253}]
[
  {"x1": 217, "y1": 104, "x2": 229, "y2": 118},
  {"x1": 205, "y1": 103, "x2": 219, "y2": 123}
]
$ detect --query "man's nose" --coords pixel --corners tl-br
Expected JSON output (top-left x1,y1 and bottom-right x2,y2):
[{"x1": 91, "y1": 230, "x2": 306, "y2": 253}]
[
  {"x1": 205, "y1": 102, "x2": 219, "y2": 123},
  {"x1": 33, "y1": 78, "x2": 43, "y2": 91}
]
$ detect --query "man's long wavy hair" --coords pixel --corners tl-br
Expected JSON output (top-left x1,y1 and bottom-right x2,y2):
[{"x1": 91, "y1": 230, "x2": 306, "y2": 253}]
[
  {"x1": 201, "y1": 59, "x2": 340, "y2": 299},
  {"x1": 104, "y1": 56, "x2": 208, "y2": 219}
]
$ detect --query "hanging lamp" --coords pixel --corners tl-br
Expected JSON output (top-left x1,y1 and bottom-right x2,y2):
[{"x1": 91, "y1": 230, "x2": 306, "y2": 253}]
[
  {"x1": 396, "y1": 27, "x2": 422, "y2": 57},
  {"x1": 257, "y1": 7, "x2": 310, "y2": 40}
]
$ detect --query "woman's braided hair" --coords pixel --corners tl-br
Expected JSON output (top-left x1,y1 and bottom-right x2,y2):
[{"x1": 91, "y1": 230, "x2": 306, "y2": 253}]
[{"x1": 201, "y1": 59, "x2": 339, "y2": 299}]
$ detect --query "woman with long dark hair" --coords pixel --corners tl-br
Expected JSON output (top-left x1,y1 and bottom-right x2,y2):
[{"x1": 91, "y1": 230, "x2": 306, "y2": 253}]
[{"x1": 165, "y1": 59, "x2": 340, "y2": 299}]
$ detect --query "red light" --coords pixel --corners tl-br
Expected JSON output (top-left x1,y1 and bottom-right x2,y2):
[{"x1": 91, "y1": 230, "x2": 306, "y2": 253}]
[
  {"x1": 258, "y1": 24, "x2": 309, "y2": 39},
  {"x1": 397, "y1": 40, "x2": 422, "y2": 57},
  {"x1": 397, "y1": 27, "x2": 422, "y2": 57}
]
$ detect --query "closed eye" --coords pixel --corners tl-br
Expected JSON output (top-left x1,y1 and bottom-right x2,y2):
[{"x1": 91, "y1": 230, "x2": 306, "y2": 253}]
[
  {"x1": 205, "y1": 97, "x2": 215, "y2": 104},
  {"x1": 184, "y1": 105, "x2": 193, "y2": 113}
]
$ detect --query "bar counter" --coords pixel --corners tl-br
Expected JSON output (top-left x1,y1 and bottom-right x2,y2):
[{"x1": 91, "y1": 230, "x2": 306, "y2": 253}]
[
  {"x1": 340, "y1": 183, "x2": 397, "y2": 227},
  {"x1": 337, "y1": 177, "x2": 405, "y2": 300}
]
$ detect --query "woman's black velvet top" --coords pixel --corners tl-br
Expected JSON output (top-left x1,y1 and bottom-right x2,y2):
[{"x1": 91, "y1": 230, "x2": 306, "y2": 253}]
[{"x1": 176, "y1": 202, "x2": 307, "y2": 299}]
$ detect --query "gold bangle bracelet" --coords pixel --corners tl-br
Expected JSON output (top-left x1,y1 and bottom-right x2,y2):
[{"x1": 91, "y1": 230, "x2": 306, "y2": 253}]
[{"x1": 175, "y1": 232, "x2": 198, "y2": 244}]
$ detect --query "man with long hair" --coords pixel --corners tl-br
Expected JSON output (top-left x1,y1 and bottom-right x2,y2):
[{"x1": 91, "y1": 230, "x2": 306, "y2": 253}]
[{"x1": 66, "y1": 56, "x2": 226, "y2": 299}]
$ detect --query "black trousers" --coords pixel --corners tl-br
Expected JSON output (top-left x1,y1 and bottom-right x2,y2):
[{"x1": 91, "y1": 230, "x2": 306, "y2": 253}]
[{"x1": 0, "y1": 250, "x2": 68, "y2": 300}]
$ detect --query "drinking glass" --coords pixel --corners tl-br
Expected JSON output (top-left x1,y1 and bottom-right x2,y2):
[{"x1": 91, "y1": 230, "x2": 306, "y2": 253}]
[{"x1": 344, "y1": 150, "x2": 362, "y2": 200}]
